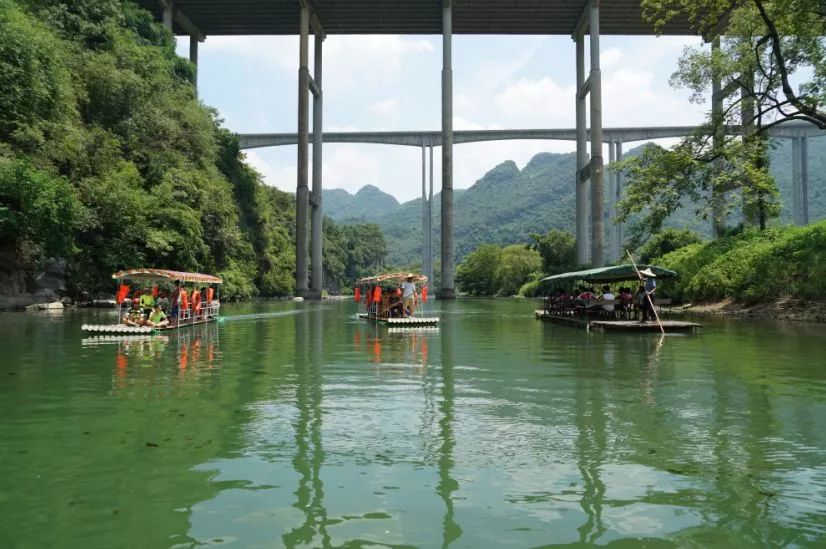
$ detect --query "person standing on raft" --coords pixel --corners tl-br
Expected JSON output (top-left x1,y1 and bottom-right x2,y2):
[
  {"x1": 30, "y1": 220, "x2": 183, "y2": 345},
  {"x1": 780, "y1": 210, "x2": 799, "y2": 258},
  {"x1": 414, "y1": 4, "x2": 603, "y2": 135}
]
[{"x1": 402, "y1": 274, "x2": 418, "y2": 317}]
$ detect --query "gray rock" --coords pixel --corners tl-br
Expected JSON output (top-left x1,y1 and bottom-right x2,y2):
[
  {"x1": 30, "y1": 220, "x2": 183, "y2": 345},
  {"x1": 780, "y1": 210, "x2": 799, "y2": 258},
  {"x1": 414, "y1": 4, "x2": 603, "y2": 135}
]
[
  {"x1": 26, "y1": 301, "x2": 64, "y2": 311},
  {"x1": 60, "y1": 296, "x2": 73, "y2": 305}
]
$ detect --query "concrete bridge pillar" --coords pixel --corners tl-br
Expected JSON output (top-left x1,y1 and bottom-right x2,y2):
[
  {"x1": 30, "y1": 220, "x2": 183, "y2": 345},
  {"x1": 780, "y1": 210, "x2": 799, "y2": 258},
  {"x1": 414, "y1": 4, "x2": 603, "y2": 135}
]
[
  {"x1": 309, "y1": 32, "x2": 324, "y2": 299},
  {"x1": 421, "y1": 144, "x2": 428, "y2": 281},
  {"x1": 295, "y1": 3, "x2": 310, "y2": 296},
  {"x1": 607, "y1": 139, "x2": 616, "y2": 262},
  {"x1": 574, "y1": 0, "x2": 604, "y2": 266},
  {"x1": 792, "y1": 136, "x2": 810, "y2": 226},
  {"x1": 189, "y1": 36, "x2": 198, "y2": 91},
  {"x1": 162, "y1": 1, "x2": 173, "y2": 30},
  {"x1": 615, "y1": 139, "x2": 624, "y2": 260},
  {"x1": 575, "y1": 34, "x2": 589, "y2": 265},
  {"x1": 710, "y1": 38, "x2": 726, "y2": 238},
  {"x1": 440, "y1": 0, "x2": 455, "y2": 298}
]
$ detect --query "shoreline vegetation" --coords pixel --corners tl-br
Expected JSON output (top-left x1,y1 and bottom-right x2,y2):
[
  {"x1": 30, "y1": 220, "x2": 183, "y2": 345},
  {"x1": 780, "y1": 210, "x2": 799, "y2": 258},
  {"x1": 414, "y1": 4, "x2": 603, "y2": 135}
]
[
  {"x1": 454, "y1": 222, "x2": 826, "y2": 324},
  {"x1": 0, "y1": 0, "x2": 385, "y2": 309}
]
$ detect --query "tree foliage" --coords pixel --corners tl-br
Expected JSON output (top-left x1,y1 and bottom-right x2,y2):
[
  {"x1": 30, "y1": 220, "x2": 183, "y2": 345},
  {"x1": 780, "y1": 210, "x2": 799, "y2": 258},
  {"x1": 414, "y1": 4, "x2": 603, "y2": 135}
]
[
  {"x1": 495, "y1": 244, "x2": 542, "y2": 296},
  {"x1": 0, "y1": 0, "x2": 312, "y2": 300},
  {"x1": 638, "y1": 228, "x2": 704, "y2": 263},
  {"x1": 456, "y1": 244, "x2": 501, "y2": 296},
  {"x1": 618, "y1": 0, "x2": 825, "y2": 240},
  {"x1": 456, "y1": 243, "x2": 541, "y2": 296},
  {"x1": 658, "y1": 220, "x2": 826, "y2": 303},
  {"x1": 530, "y1": 229, "x2": 577, "y2": 275}
]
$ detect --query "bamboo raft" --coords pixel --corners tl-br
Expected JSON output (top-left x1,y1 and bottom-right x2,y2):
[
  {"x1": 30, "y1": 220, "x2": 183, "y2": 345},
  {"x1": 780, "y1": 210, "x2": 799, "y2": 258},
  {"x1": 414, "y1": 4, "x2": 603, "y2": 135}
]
[
  {"x1": 534, "y1": 310, "x2": 701, "y2": 333},
  {"x1": 358, "y1": 313, "x2": 439, "y2": 326}
]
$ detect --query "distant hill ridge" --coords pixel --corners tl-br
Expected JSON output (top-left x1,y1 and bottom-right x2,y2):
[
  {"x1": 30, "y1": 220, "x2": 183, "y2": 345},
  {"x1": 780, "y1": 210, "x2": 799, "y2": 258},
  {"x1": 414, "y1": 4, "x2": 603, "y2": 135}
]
[{"x1": 323, "y1": 140, "x2": 826, "y2": 265}]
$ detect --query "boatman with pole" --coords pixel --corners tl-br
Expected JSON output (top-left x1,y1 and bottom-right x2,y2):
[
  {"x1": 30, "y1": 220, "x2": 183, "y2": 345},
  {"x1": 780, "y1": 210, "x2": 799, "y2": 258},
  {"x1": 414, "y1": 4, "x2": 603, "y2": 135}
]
[{"x1": 402, "y1": 274, "x2": 417, "y2": 317}]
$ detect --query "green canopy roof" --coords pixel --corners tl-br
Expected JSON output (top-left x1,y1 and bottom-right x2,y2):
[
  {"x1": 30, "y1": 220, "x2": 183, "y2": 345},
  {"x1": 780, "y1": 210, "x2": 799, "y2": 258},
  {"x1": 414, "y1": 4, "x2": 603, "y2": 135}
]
[{"x1": 541, "y1": 264, "x2": 677, "y2": 284}]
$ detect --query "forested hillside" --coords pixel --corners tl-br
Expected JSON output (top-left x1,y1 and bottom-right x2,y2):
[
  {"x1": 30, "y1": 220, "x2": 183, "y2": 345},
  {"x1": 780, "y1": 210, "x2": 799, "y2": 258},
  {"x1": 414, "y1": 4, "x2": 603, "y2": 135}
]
[
  {"x1": 327, "y1": 139, "x2": 826, "y2": 266},
  {"x1": 0, "y1": 0, "x2": 382, "y2": 307}
]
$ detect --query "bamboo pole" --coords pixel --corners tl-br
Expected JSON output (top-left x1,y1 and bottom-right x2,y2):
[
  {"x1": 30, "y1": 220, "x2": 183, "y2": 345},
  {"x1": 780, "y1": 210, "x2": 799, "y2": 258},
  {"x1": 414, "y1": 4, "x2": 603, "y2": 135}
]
[{"x1": 625, "y1": 250, "x2": 665, "y2": 335}]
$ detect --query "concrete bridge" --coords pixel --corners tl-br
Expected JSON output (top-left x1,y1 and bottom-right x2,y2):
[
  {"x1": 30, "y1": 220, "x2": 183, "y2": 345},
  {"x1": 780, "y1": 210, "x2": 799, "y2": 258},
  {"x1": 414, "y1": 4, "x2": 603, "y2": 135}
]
[
  {"x1": 139, "y1": 0, "x2": 823, "y2": 298},
  {"x1": 239, "y1": 123, "x2": 824, "y2": 281}
]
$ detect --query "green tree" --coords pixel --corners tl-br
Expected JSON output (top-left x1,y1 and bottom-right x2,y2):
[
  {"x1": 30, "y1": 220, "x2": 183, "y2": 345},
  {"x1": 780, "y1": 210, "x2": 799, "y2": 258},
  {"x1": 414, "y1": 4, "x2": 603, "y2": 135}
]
[
  {"x1": 530, "y1": 229, "x2": 577, "y2": 275},
  {"x1": 618, "y1": 0, "x2": 825, "y2": 239},
  {"x1": 0, "y1": 158, "x2": 82, "y2": 261},
  {"x1": 638, "y1": 228, "x2": 704, "y2": 263},
  {"x1": 456, "y1": 244, "x2": 501, "y2": 296},
  {"x1": 495, "y1": 244, "x2": 542, "y2": 296}
]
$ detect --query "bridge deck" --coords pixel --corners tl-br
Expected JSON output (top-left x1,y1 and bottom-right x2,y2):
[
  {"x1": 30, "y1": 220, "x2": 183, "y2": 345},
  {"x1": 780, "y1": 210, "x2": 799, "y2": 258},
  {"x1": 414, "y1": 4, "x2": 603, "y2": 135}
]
[{"x1": 135, "y1": 0, "x2": 694, "y2": 36}]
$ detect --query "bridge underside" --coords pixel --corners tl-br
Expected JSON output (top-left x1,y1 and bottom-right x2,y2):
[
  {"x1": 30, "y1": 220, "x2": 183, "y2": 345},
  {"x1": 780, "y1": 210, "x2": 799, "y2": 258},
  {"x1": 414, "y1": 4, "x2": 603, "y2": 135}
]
[
  {"x1": 135, "y1": 0, "x2": 693, "y2": 36},
  {"x1": 139, "y1": 0, "x2": 715, "y2": 298}
]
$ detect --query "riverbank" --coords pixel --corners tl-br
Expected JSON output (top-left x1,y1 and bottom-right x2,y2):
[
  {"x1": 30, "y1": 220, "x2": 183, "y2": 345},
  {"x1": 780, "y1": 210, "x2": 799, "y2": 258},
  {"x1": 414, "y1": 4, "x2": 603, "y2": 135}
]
[{"x1": 678, "y1": 297, "x2": 826, "y2": 323}]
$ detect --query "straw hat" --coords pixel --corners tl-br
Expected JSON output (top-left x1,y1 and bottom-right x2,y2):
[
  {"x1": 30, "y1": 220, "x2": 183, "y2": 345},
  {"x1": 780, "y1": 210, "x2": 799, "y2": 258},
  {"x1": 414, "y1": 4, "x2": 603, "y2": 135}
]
[
  {"x1": 639, "y1": 268, "x2": 657, "y2": 278},
  {"x1": 406, "y1": 273, "x2": 415, "y2": 280}
]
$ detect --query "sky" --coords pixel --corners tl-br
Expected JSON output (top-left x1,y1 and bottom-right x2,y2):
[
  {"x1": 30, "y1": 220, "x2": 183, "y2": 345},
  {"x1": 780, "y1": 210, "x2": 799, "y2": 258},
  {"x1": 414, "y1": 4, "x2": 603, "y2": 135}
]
[{"x1": 176, "y1": 33, "x2": 710, "y2": 202}]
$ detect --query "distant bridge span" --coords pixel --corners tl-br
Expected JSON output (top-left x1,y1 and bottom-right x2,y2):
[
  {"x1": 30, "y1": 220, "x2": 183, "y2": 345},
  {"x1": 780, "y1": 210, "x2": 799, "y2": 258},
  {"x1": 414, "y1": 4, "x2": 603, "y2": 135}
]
[
  {"x1": 240, "y1": 122, "x2": 822, "y2": 274},
  {"x1": 238, "y1": 123, "x2": 824, "y2": 149}
]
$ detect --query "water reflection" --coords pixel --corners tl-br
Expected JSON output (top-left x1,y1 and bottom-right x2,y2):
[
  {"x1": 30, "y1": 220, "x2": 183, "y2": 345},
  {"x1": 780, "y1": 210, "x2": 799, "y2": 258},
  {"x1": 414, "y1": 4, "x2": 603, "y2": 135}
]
[
  {"x1": 282, "y1": 306, "x2": 329, "y2": 547},
  {"x1": 97, "y1": 323, "x2": 222, "y2": 391},
  {"x1": 436, "y1": 313, "x2": 463, "y2": 547}
]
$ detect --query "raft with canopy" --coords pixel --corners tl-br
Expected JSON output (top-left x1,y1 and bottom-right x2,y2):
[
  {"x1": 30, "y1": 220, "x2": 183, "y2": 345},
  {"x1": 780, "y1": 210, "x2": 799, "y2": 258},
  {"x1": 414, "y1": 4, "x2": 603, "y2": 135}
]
[
  {"x1": 535, "y1": 264, "x2": 700, "y2": 333},
  {"x1": 81, "y1": 268, "x2": 223, "y2": 335},
  {"x1": 355, "y1": 272, "x2": 439, "y2": 327}
]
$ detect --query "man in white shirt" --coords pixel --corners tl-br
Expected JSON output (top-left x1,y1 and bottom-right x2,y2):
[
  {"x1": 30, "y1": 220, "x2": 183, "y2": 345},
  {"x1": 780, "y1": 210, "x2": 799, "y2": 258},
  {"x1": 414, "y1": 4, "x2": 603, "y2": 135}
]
[
  {"x1": 402, "y1": 274, "x2": 417, "y2": 317},
  {"x1": 601, "y1": 285, "x2": 615, "y2": 314}
]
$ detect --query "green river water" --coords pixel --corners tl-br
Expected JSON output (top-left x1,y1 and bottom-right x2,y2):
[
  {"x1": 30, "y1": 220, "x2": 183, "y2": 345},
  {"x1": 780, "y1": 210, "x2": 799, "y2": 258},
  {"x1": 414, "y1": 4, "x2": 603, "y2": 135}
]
[{"x1": 0, "y1": 299, "x2": 824, "y2": 548}]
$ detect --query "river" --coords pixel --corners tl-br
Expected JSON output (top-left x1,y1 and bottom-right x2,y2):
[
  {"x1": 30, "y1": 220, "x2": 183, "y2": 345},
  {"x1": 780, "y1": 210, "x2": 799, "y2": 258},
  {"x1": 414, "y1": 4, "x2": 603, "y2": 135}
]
[{"x1": 1, "y1": 300, "x2": 824, "y2": 547}]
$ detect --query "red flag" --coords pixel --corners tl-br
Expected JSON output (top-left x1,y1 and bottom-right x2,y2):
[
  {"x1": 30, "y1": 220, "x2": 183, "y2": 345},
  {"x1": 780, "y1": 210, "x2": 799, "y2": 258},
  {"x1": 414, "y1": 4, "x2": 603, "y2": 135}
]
[
  {"x1": 422, "y1": 286, "x2": 428, "y2": 302},
  {"x1": 116, "y1": 284, "x2": 130, "y2": 303},
  {"x1": 354, "y1": 287, "x2": 361, "y2": 301},
  {"x1": 152, "y1": 286, "x2": 159, "y2": 298}
]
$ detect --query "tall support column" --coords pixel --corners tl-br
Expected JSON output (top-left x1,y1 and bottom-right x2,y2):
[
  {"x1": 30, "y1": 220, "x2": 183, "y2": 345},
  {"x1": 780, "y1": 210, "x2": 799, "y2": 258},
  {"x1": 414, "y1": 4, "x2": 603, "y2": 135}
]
[
  {"x1": 428, "y1": 145, "x2": 434, "y2": 284},
  {"x1": 575, "y1": 31, "x2": 589, "y2": 265},
  {"x1": 801, "y1": 136, "x2": 809, "y2": 225},
  {"x1": 588, "y1": 1, "x2": 604, "y2": 267},
  {"x1": 421, "y1": 144, "x2": 428, "y2": 277},
  {"x1": 440, "y1": 0, "x2": 455, "y2": 298},
  {"x1": 162, "y1": 1, "x2": 173, "y2": 30},
  {"x1": 792, "y1": 137, "x2": 802, "y2": 225},
  {"x1": 607, "y1": 139, "x2": 616, "y2": 262},
  {"x1": 310, "y1": 33, "x2": 324, "y2": 298},
  {"x1": 189, "y1": 36, "x2": 198, "y2": 91},
  {"x1": 295, "y1": 4, "x2": 310, "y2": 296},
  {"x1": 711, "y1": 38, "x2": 726, "y2": 238},
  {"x1": 740, "y1": 72, "x2": 757, "y2": 225},
  {"x1": 615, "y1": 139, "x2": 624, "y2": 259}
]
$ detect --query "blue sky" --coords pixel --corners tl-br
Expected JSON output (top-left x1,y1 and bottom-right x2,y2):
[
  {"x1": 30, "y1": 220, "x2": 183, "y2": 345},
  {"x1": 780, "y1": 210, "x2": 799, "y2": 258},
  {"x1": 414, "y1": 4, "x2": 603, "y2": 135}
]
[{"x1": 176, "y1": 34, "x2": 709, "y2": 202}]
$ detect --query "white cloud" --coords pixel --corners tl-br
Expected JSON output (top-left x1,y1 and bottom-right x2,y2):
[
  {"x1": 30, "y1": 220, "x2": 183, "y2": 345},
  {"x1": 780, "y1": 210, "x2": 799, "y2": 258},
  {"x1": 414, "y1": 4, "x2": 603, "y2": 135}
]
[
  {"x1": 322, "y1": 146, "x2": 382, "y2": 193},
  {"x1": 369, "y1": 98, "x2": 399, "y2": 117},
  {"x1": 494, "y1": 77, "x2": 576, "y2": 127}
]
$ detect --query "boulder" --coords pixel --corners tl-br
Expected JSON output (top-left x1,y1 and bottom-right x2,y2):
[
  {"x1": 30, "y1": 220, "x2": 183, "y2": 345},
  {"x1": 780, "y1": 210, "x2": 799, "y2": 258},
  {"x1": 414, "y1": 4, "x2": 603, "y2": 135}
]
[
  {"x1": 26, "y1": 301, "x2": 64, "y2": 311},
  {"x1": 292, "y1": 296, "x2": 304, "y2": 302},
  {"x1": 60, "y1": 296, "x2": 73, "y2": 305}
]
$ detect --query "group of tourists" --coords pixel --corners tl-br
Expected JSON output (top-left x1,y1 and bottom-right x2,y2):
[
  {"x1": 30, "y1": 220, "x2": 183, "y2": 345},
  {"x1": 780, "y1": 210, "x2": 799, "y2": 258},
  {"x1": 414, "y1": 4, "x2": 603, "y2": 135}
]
[
  {"x1": 363, "y1": 274, "x2": 422, "y2": 319},
  {"x1": 543, "y1": 268, "x2": 659, "y2": 323},
  {"x1": 121, "y1": 283, "x2": 218, "y2": 328}
]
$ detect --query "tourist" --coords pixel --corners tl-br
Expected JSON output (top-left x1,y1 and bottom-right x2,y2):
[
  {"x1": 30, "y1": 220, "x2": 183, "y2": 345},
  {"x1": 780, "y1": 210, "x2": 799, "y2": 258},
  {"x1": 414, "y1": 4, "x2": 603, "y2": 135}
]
[
  {"x1": 139, "y1": 287, "x2": 154, "y2": 318},
  {"x1": 639, "y1": 268, "x2": 657, "y2": 322},
  {"x1": 402, "y1": 274, "x2": 417, "y2": 317},
  {"x1": 156, "y1": 290, "x2": 170, "y2": 313},
  {"x1": 146, "y1": 304, "x2": 169, "y2": 328},
  {"x1": 191, "y1": 287, "x2": 202, "y2": 319},
  {"x1": 123, "y1": 301, "x2": 145, "y2": 326},
  {"x1": 635, "y1": 285, "x2": 647, "y2": 321},
  {"x1": 170, "y1": 282, "x2": 181, "y2": 324},
  {"x1": 601, "y1": 285, "x2": 615, "y2": 315}
]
